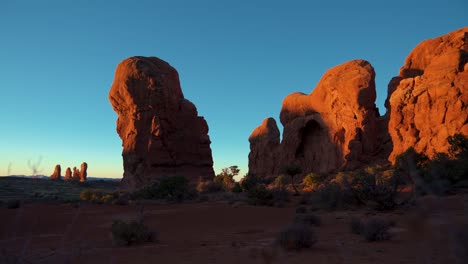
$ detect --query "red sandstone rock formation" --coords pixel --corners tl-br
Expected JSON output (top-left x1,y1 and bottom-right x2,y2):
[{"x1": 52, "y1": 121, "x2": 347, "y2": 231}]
[
  {"x1": 249, "y1": 60, "x2": 383, "y2": 178},
  {"x1": 79, "y1": 162, "x2": 88, "y2": 182},
  {"x1": 50, "y1": 165, "x2": 61, "y2": 180},
  {"x1": 387, "y1": 27, "x2": 468, "y2": 162},
  {"x1": 72, "y1": 167, "x2": 80, "y2": 181},
  {"x1": 64, "y1": 167, "x2": 72, "y2": 181},
  {"x1": 109, "y1": 56, "x2": 214, "y2": 189},
  {"x1": 249, "y1": 27, "x2": 467, "y2": 178}
]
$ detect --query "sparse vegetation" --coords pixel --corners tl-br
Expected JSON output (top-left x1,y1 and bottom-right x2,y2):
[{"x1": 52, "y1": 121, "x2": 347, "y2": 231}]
[
  {"x1": 247, "y1": 185, "x2": 274, "y2": 206},
  {"x1": 132, "y1": 176, "x2": 195, "y2": 201},
  {"x1": 351, "y1": 217, "x2": 393, "y2": 242},
  {"x1": 111, "y1": 219, "x2": 156, "y2": 246},
  {"x1": 240, "y1": 173, "x2": 261, "y2": 192},
  {"x1": 281, "y1": 164, "x2": 302, "y2": 196},
  {"x1": 277, "y1": 223, "x2": 317, "y2": 250},
  {"x1": 302, "y1": 173, "x2": 327, "y2": 190},
  {"x1": 214, "y1": 166, "x2": 240, "y2": 191}
]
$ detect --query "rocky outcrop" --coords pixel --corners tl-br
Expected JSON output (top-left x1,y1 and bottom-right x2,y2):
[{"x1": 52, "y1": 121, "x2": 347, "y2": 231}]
[
  {"x1": 72, "y1": 167, "x2": 80, "y2": 181},
  {"x1": 249, "y1": 60, "x2": 384, "y2": 178},
  {"x1": 387, "y1": 27, "x2": 468, "y2": 161},
  {"x1": 64, "y1": 167, "x2": 72, "y2": 181},
  {"x1": 79, "y1": 162, "x2": 88, "y2": 182},
  {"x1": 50, "y1": 165, "x2": 61, "y2": 180},
  {"x1": 248, "y1": 27, "x2": 467, "y2": 178},
  {"x1": 109, "y1": 56, "x2": 214, "y2": 189}
]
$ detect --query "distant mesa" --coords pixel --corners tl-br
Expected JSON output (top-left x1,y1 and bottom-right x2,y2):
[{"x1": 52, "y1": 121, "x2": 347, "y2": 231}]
[
  {"x1": 109, "y1": 56, "x2": 214, "y2": 190},
  {"x1": 249, "y1": 27, "x2": 468, "y2": 178}
]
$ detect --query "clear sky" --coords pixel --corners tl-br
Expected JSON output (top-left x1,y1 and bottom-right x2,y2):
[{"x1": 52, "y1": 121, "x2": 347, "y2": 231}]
[{"x1": 0, "y1": 0, "x2": 466, "y2": 179}]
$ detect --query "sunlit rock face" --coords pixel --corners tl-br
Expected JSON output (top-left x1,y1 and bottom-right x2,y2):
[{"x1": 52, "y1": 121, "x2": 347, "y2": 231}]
[
  {"x1": 387, "y1": 27, "x2": 468, "y2": 162},
  {"x1": 249, "y1": 27, "x2": 468, "y2": 178},
  {"x1": 249, "y1": 60, "x2": 385, "y2": 178},
  {"x1": 109, "y1": 56, "x2": 214, "y2": 190},
  {"x1": 50, "y1": 164, "x2": 61, "y2": 180}
]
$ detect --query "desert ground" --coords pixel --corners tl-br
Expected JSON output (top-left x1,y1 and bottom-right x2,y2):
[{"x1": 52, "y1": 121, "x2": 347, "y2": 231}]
[{"x1": 1, "y1": 177, "x2": 467, "y2": 264}]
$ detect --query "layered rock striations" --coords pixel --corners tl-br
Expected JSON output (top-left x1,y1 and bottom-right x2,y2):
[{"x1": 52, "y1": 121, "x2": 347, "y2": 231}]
[
  {"x1": 249, "y1": 27, "x2": 468, "y2": 178},
  {"x1": 109, "y1": 56, "x2": 214, "y2": 189},
  {"x1": 387, "y1": 27, "x2": 468, "y2": 162}
]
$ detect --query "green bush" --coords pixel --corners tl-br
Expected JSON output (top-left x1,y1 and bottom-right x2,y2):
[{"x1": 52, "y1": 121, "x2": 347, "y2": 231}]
[
  {"x1": 302, "y1": 173, "x2": 326, "y2": 190},
  {"x1": 273, "y1": 175, "x2": 289, "y2": 190},
  {"x1": 132, "y1": 176, "x2": 194, "y2": 201},
  {"x1": 231, "y1": 182, "x2": 242, "y2": 193},
  {"x1": 240, "y1": 173, "x2": 261, "y2": 192},
  {"x1": 111, "y1": 220, "x2": 156, "y2": 246},
  {"x1": 247, "y1": 185, "x2": 274, "y2": 206},
  {"x1": 80, "y1": 189, "x2": 93, "y2": 201},
  {"x1": 196, "y1": 180, "x2": 221, "y2": 193},
  {"x1": 277, "y1": 224, "x2": 316, "y2": 250}
]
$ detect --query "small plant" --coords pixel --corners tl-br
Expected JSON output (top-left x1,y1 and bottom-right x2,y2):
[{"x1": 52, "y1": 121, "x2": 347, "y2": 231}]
[
  {"x1": 317, "y1": 182, "x2": 350, "y2": 210},
  {"x1": 6, "y1": 199, "x2": 20, "y2": 209},
  {"x1": 247, "y1": 185, "x2": 274, "y2": 206},
  {"x1": 277, "y1": 224, "x2": 316, "y2": 250},
  {"x1": 111, "y1": 220, "x2": 156, "y2": 246},
  {"x1": 240, "y1": 173, "x2": 261, "y2": 192},
  {"x1": 231, "y1": 182, "x2": 242, "y2": 193},
  {"x1": 359, "y1": 217, "x2": 393, "y2": 242},
  {"x1": 294, "y1": 213, "x2": 321, "y2": 227},
  {"x1": 273, "y1": 175, "x2": 288, "y2": 191},
  {"x1": 281, "y1": 164, "x2": 302, "y2": 196},
  {"x1": 101, "y1": 194, "x2": 115, "y2": 203},
  {"x1": 80, "y1": 189, "x2": 93, "y2": 201},
  {"x1": 302, "y1": 173, "x2": 326, "y2": 190}
]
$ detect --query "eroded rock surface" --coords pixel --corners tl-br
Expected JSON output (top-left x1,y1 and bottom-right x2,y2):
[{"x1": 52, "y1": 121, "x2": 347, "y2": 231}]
[
  {"x1": 80, "y1": 162, "x2": 88, "y2": 182},
  {"x1": 64, "y1": 167, "x2": 72, "y2": 181},
  {"x1": 249, "y1": 60, "x2": 384, "y2": 178},
  {"x1": 387, "y1": 27, "x2": 468, "y2": 161},
  {"x1": 109, "y1": 56, "x2": 214, "y2": 189},
  {"x1": 50, "y1": 165, "x2": 61, "y2": 180}
]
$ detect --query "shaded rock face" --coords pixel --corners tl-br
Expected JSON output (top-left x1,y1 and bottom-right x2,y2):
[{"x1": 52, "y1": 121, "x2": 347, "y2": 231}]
[
  {"x1": 80, "y1": 162, "x2": 88, "y2": 182},
  {"x1": 109, "y1": 56, "x2": 214, "y2": 189},
  {"x1": 64, "y1": 167, "x2": 72, "y2": 181},
  {"x1": 50, "y1": 165, "x2": 61, "y2": 180},
  {"x1": 387, "y1": 27, "x2": 468, "y2": 162},
  {"x1": 249, "y1": 60, "x2": 384, "y2": 178}
]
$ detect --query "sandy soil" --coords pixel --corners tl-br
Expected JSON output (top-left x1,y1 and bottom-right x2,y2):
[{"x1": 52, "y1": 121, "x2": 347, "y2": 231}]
[{"x1": 1, "y1": 193, "x2": 467, "y2": 264}]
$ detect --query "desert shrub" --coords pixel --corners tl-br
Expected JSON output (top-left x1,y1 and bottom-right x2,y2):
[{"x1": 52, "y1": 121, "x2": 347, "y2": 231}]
[
  {"x1": 101, "y1": 194, "x2": 115, "y2": 203},
  {"x1": 317, "y1": 182, "x2": 350, "y2": 209},
  {"x1": 133, "y1": 176, "x2": 194, "y2": 201},
  {"x1": 360, "y1": 217, "x2": 392, "y2": 242},
  {"x1": 281, "y1": 164, "x2": 302, "y2": 196},
  {"x1": 302, "y1": 173, "x2": 327, "y2": 190},
  {"x1": 247, "y1": 185, "x2": 274, "y2": 206},
  {"x1": 273, "y1": 175, "x2": 289, "y2": 191},
  {"x1": 6, "y1": 199, "x2": 20, "y2": 209},
  {"x1": 231, "y1": 182, "x2": 242, "y2": 193},
  {"x1": 111, "y1": 220, "x2": 156, "y2": 246},
  {"x1": 196, "y1": 180, "x2": 221, "y2": 193},
  {"x1": 277, "y1": 224, "x2": 317, "y2": 250},
  {"x1": 80, "y1": 189, "x2": 93, "y2": 201},
  {"x1": 294, "y1": 213, "x2": 321, "y2": 227},
  {"x1": 240, "y1": 173, "x2": 261, "y2": 192}
]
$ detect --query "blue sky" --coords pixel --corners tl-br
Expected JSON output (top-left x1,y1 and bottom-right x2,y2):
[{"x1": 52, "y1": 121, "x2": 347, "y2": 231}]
[{"x1": 0, "y1": 0, "x2": 466, "y2": 178}]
